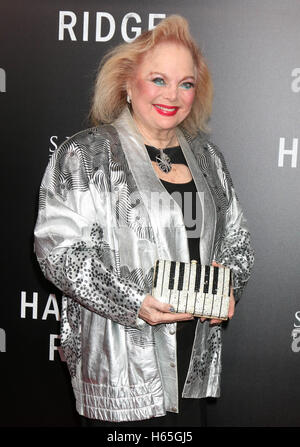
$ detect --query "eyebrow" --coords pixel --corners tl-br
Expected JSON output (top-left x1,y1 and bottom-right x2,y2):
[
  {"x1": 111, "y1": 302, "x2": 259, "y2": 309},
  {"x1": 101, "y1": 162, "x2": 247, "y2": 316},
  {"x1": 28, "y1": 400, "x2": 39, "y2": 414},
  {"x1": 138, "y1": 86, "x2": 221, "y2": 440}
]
[{"x1": 149, "y1": 72, "x2": 196, "y2": 82}]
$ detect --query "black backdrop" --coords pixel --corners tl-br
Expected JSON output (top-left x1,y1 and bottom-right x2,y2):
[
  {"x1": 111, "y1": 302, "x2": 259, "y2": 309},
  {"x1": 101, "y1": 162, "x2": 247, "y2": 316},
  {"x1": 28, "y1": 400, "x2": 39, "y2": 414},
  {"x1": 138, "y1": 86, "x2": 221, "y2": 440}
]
[{"x1": 1, "y1": 0, "x2": 300, "y2": 428}]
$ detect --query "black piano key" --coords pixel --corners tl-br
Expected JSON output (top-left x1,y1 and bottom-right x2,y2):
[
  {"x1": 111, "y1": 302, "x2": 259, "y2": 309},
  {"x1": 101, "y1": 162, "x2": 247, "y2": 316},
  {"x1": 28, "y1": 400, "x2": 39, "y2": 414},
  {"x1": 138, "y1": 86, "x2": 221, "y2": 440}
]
[
  {"x1": 203, "y1": 265, "x2": 210, "y2": 293},
  {"x1": 177, "y1": 262, "x2": 185, "y2": 290},
  {"x1": 212, "y1": 266, "x2": 219, "y2": 294},
  {"x1": 153, "y1": 260, "x2": 159, "y2": 288},
  {"x1": 194, "y1": 264, "x2": 201, "y2": 291},
  {"x1": 168, "y1": 261, "x2": 176, "y2": 289}
]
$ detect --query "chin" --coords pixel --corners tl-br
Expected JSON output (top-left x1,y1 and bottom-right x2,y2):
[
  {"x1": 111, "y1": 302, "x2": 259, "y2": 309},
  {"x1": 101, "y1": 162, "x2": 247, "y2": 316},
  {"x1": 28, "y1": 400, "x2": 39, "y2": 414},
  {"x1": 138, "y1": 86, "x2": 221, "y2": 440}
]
[{"x1": 156, "y1": 119, "x2": 183, "y2": 131}]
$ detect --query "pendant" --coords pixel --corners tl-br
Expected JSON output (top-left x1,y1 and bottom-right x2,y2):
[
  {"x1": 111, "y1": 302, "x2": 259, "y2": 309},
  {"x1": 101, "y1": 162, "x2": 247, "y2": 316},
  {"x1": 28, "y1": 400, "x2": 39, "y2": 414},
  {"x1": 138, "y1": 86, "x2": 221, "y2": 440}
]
[{"x1": 156, "y1": 149, "x2": 172, "y2": 173}]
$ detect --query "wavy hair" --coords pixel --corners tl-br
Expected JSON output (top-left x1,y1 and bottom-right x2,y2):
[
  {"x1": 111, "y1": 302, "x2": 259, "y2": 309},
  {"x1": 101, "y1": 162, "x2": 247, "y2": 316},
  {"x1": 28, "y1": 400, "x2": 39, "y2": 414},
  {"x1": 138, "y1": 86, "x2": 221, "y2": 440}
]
[{"x1": 89, "y1": 15, "x2": 213, "y2": 135}]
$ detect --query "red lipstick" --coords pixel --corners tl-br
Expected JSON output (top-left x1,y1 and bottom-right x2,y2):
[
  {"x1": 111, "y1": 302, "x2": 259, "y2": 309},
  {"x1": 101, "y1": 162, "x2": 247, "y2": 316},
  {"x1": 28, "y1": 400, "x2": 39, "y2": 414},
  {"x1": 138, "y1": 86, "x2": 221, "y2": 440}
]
[{"x1": 153, "y1": 104, "x2": 179, "y2": 116}]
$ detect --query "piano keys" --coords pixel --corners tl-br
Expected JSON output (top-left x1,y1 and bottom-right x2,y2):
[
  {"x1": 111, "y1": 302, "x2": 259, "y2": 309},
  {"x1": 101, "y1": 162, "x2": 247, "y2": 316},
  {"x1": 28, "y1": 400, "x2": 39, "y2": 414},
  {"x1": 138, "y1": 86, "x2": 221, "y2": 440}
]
[{"x1": 152, "y1": 259, "x2": 232, "y2": 320}]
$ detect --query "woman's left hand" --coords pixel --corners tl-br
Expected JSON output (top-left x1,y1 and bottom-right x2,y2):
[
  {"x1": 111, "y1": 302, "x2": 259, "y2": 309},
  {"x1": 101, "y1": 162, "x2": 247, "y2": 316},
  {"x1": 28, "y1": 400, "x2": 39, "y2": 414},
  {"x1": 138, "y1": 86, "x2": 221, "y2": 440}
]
[{"x1": 200, "y1": 261, "x2": 235, "y2": 325}]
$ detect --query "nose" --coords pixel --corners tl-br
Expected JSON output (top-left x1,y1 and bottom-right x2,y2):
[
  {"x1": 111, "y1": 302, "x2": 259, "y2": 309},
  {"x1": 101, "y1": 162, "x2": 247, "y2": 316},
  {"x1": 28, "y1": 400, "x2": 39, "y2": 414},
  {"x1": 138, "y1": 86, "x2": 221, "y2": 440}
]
[{"x1": 163, "y1": 83, "x2": 178, "y2": 102}]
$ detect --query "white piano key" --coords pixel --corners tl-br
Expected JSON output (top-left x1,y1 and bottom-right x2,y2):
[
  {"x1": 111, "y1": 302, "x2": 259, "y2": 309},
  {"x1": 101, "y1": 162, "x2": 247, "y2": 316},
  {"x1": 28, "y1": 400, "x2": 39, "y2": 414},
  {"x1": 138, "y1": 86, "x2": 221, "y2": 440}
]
[
  {"x1": 194, "y1": 265, "x2": 206, "y2": 315},
  {"x1": 161, "y1": 260, "x2": 171, "y2": 304},
  {"x1": 189, "y1": 261, "x2": 197, "y2": 290},
  {"x1": 210, "y1": 266, "x2": 224, "y2": 318},
  {"x1": 182, "y1": 262, "x2": 190, "y2": 291},
  {"x1": 194, "y1": 291, "x2": 204, "y2": 316},
  {"x1": 178, "y1": 291, "x2": 188, "y2": 313},
  {"x1": 170, "y1": 290, "x2": 179, "y2": 312},
  {"x1": 211, "y1": 293, "x2": 222, "y2": 318},
  {"x1": 223, "y1": 267, "x2": 231, "y2": 297},
  {"x1": 186, "y1": 262, "x2": 197, "y2": 313},
  {"x1": 186, "y1": 291, "x2": 197, "y2": 314},
  {"x1": 169, "y1": 262, "x2": 180, "y2": 311},
  {"x1": 219, "y1": 296, "x2": 230, "y2": 319},
  {"x1": 217, "y1": 266, "x2": 224, "y2": 297},
  {"x1": 219, "y1": 267, "x2": 231, "y2": 318},
  {"x1": 199, "y1": 265, "x2": 206, "y2": 293}
]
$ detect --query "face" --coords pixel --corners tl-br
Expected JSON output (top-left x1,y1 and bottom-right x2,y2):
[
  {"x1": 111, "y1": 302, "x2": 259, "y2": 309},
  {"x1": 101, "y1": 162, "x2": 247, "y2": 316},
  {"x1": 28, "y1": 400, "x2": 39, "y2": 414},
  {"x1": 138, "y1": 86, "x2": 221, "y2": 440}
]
[{"x1": 127, "y1": 41, "x2": 196, "y2": 139}]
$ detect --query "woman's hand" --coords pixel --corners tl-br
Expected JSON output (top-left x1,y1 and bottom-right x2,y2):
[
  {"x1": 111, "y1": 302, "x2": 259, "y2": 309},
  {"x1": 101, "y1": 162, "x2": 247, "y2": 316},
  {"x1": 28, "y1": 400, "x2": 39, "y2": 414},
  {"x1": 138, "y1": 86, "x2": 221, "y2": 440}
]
[
  {"x1": 200, "y1": 261, "x2": 235, "y2": 325},
  {"x1": 138, "y1": 294, "x2": 194, "y2": 326}
]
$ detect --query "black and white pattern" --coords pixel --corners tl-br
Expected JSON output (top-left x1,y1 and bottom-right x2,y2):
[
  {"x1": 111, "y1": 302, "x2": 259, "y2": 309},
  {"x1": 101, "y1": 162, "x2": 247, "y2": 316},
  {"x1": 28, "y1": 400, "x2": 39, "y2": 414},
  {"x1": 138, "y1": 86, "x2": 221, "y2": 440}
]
[{"x1": 34, "y1": 117, "x2": 254, "y2": 419}]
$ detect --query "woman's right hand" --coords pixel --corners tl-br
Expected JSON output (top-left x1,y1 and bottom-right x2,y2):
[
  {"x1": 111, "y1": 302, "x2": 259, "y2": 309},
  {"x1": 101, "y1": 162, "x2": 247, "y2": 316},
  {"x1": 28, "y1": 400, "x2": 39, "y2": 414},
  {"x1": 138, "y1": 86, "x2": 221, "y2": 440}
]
[{"x1": 138, "y1": 294, "x2": 194, "y2": 326}]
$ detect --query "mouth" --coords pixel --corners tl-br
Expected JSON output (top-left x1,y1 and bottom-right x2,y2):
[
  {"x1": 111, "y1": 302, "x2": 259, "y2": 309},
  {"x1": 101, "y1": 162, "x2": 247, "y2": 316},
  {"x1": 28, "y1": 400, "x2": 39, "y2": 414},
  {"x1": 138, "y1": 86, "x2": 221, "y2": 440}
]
[{"x1": 153, "y1": 104, "x2": 179, "y2": 116}]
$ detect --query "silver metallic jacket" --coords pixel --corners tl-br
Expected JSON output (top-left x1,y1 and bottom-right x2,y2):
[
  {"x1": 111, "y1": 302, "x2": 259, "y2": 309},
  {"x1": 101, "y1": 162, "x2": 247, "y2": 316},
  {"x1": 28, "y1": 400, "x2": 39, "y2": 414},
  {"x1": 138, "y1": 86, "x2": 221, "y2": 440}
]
[{"x1": 34, "y1": 108, "x2": 254, "y2": 422}]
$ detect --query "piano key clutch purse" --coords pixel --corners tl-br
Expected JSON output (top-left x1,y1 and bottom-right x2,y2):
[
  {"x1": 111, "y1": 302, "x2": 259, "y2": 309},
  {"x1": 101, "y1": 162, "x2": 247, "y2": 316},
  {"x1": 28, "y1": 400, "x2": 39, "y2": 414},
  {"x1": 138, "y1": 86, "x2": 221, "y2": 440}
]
[{"x1": 152, "y1": 259, "x2": 232, "y2": 320}]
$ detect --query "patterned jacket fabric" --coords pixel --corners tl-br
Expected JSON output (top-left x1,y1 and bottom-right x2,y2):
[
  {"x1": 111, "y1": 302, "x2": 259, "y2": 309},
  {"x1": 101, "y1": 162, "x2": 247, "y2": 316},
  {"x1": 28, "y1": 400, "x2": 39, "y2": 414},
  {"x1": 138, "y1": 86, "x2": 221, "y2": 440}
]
[{"x1": 34, "y1": 108, "x2": 254, "y2": 421}]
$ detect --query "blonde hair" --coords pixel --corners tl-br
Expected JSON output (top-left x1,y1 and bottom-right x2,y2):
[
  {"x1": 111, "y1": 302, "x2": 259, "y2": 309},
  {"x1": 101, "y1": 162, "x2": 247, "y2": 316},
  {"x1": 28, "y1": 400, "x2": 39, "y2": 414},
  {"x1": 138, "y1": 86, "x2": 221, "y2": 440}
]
[{"x1": 89, "y1": 15, "x2": 213, "y2": 135}]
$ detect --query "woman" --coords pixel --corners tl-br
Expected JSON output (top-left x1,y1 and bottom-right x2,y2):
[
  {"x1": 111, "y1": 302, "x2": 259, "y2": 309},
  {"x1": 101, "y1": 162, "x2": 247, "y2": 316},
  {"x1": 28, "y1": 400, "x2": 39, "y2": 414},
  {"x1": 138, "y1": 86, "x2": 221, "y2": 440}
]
[{"x1": 34, "y1": 15, "x2": 254, "y2": 426}]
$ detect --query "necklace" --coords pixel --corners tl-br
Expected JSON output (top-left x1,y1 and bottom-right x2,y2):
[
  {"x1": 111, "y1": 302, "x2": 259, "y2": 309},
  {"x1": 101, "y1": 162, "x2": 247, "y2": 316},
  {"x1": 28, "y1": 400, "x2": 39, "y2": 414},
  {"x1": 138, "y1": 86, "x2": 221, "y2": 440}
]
[
  {"x1": 156, "y1": 149, "x2": 172, "y2": 173},
  {"x1": 135, "y1": 120, "x2": 180, "y2": 172},
  {"x1": 145, "y1": 145, "x2": 188, "y2": 173},
  {"x1": 142, "y1": 134, "x2": 179, "y2": 173}
]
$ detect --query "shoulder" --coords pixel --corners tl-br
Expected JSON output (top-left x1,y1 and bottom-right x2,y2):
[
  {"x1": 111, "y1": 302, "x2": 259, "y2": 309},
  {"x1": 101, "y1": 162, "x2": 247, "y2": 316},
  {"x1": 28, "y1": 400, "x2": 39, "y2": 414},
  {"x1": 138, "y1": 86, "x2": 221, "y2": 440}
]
[
  {"x1": 192, "y1": 131, "x2": 223, "y2": 158},
  {"x1": 184, "y1": 128, "x2": 234, "y2": 187},
  {"x1": 44, "y1": 125, "x2": 119, "y2": 180},
  {"x1": 47, "y1": 124, "x2": 123, "y2": 177},
  {"x1": 183, "y1": 128, "x2": 225, "y2": 165},
  {"x1": 56, "y1": 124, "x2": 119, "y2": 157},
  {"x1": 40, "y1": 125, "x2": 119, "y2": 197}
]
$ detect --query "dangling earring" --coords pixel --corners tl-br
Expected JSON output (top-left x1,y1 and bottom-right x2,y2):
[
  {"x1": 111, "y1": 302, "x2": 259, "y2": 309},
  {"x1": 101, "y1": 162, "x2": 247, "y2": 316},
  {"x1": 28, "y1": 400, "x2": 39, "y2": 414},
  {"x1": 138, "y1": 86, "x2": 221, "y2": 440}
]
[{"x1": 127, "y1": 94, "x2": 131, "y2": 104}]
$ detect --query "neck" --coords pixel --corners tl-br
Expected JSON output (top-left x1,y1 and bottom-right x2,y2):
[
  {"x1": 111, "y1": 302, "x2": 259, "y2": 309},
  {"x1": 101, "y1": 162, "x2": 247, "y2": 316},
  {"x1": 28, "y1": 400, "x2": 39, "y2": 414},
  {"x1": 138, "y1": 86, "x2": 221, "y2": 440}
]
[{"x1": 132, "y1": 116, "x2": 178, "y2": 149}]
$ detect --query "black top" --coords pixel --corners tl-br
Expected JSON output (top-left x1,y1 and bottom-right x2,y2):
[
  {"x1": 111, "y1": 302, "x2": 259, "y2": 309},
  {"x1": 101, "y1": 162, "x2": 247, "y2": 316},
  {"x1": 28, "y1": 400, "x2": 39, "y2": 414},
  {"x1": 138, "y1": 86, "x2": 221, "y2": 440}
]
[
  {"x1": 160, "y1": 178, "x2": 202, "y2": 263},
  {"x1": 146, "y1": 145, "x2": 204, "y2": 415},
  {"x1": 145, "y1": 144, "x2": 202, "y2": 263}
]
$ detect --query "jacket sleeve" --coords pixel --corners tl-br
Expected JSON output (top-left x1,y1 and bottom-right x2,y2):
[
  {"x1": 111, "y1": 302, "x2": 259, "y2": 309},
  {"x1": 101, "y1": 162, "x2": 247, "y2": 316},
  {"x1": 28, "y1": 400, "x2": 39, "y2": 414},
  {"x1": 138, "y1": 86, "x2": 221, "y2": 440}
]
[
  {"x1": 34, "y1": 135, "x2": 147, "y2": 328},
  {"x1": 211, "y1": 144, "x2": 255, "y2": 303}
]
